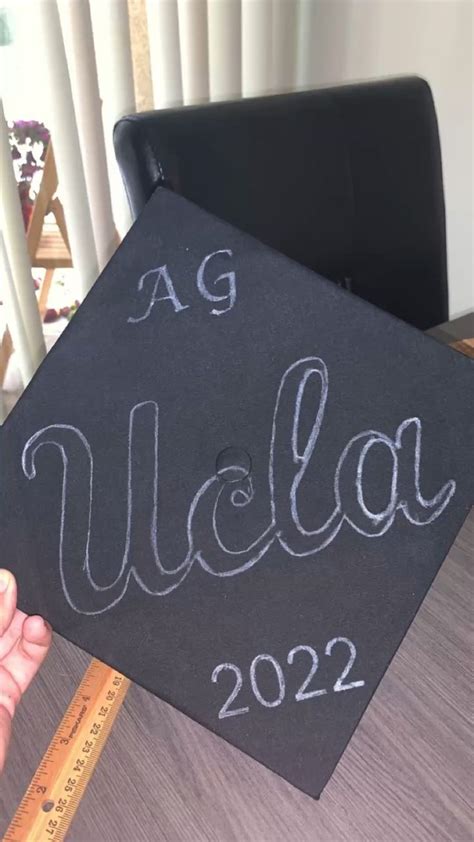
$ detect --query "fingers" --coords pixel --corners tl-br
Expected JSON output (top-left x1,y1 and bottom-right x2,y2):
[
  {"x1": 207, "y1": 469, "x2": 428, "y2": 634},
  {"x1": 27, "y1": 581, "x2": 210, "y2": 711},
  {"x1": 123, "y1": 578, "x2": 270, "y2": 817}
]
[
  {"x1": 0, "y1": 570, "x2": 17, "y2": 637},
  {"x1": 21, "y1": 615, "x2": 52, "y2": 661},
  {"x1": 2, "y1": 615, "x2": 52, "y2": 697},
  {"x1": 0, "y1": 703, "x2": 12, "y2": 775},
  {"x1": 0, "y1": 665, "x2": 21, "y2": 719},
  {"x1": 0, "y1": 570, "x2": 52, "y2": 776},
  {"x1": 0, "y1": 610, "x2": 26, "y2": 661}
]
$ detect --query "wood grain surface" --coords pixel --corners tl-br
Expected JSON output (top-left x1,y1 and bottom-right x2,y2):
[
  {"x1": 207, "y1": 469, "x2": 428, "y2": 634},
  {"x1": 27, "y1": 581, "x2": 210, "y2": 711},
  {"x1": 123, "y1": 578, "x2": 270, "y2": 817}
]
[
  {"x1": 451, "y1": 337, "x2": 474, "y2": 358},
  {"x1": 1, "y1": 509, "x2": 472, "y2": 841}
]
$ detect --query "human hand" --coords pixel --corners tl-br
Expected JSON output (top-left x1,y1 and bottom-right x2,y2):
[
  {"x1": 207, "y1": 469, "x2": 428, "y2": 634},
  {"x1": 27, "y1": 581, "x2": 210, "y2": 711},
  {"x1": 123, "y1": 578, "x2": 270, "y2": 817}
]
[{"x1": 0, "y1": 569, "x2": 52, "y2": 774}]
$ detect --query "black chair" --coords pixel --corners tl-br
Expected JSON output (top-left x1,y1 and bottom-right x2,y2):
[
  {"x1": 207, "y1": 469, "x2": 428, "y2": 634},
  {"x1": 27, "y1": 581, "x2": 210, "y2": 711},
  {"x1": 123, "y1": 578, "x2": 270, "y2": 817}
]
[{"x1": 114, "y1": 76, "x2": 448, "y2": 330}]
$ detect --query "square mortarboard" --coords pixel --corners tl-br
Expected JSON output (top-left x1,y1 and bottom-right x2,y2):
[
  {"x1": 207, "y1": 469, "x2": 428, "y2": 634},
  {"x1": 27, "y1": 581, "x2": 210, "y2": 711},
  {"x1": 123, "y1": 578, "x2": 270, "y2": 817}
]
[{"x1": 1, "y1": 187, "x2": 473, "y2": 799}]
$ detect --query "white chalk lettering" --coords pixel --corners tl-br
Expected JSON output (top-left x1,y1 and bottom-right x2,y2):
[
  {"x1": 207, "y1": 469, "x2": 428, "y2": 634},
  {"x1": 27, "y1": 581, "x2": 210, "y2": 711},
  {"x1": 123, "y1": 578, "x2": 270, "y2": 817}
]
[
  {"x1": 128, "y1": 265, "x2": 189, "y2": 322},
  {"x1": 287, "y1": 645, "x2": 326, "y2": 700},
  {"x1": 196, "y1": 249, "x2": 236, "y2": 316},
  {"x1": 128, "y1": 248, "x2": 237, "y2": 321},
  {"x1": 211, "y1": 636, "x2": 365, "y2": 720},
  {"x1": 325, "y1": 637, "x2": 365, "y2": 692},
  {"x1": 21, "y1": 356, "x2": 456, "y2": 615},
  {"x1": 211, "y1": 663, "x2": 249, "y2": 719},
  {"x1": 250, "y1": 654, "x2": 286, "y2": 708}
]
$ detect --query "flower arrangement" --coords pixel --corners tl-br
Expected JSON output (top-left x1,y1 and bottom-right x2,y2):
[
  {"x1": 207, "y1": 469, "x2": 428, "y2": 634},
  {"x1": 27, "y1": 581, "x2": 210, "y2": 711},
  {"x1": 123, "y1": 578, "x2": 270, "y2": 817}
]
[{"x1": 8, "y1": 120, "x2": 50, "y2": 230}]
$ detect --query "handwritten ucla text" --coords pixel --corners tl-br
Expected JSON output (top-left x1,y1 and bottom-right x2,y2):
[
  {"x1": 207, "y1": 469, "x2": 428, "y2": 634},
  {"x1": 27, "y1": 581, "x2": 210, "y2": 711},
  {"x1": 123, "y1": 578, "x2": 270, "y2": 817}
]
[{"x1": 21, "y1": 354, "x2": 456, "y2": 615}]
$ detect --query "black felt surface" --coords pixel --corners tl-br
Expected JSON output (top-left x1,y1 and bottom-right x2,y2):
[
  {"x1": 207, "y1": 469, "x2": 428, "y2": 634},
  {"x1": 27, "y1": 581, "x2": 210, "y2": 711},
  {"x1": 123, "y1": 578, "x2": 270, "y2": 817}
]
[{"x1": 1, "y1": 188, "x2": 473, "y2": 799}]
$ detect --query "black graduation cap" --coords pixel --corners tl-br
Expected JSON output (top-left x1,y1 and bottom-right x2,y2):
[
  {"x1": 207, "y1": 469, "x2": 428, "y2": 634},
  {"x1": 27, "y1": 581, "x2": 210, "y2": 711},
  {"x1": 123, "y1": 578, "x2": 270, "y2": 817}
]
[{"x1": 1, "y1": 188, "x2": 473, "y2": 799}]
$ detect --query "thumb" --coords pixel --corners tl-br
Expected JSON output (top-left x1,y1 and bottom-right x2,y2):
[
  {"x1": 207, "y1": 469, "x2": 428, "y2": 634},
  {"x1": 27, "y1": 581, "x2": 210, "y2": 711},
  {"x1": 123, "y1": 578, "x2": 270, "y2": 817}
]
[{"x1": 0, "y1": 570, "x2": 17, "y2": 638}]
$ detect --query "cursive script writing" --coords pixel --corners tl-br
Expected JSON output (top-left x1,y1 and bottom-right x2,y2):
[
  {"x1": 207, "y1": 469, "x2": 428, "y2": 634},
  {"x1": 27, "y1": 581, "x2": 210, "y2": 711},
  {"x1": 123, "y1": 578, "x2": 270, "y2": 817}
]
[{"x1": 21, "y1": 357, "x2": 455, "y2": 615}]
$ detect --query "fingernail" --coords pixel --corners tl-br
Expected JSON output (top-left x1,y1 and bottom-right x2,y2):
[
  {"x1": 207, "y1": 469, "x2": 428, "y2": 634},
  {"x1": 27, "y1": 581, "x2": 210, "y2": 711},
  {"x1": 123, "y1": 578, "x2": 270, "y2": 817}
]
[
  {"x1": 43, "y1": 619, "x2": 52, "y2": 632},
  {"x1": 0, "y1": 570, "x2": 11, "y2": 594}
]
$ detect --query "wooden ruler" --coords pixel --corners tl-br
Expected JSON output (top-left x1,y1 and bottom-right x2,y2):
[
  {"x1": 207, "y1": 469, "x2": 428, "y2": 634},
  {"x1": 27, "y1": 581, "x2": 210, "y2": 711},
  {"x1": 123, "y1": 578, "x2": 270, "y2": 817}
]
[{"x1": 3, "y1": 659, "x2": 130, "y2": 842}]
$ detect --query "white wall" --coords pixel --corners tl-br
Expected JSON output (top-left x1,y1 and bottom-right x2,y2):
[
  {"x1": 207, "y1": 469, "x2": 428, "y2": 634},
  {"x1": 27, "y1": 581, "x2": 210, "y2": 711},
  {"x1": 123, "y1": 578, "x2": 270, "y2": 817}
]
[{"x1": 297, "y1": 0, "x2": 473, "y2": 317}]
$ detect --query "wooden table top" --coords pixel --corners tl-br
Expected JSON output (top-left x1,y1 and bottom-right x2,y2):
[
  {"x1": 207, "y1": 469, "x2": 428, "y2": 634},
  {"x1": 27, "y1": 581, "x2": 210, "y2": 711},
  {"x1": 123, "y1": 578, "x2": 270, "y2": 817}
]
[
  {"x1": 426, "y1": 311, "x2": 474, "y2": 346},
  {"x1": 451, "y1": 337, "x2": 474, "y2": 358},
  {"x1": 1, "y1": 330, "x2": 473, "y2": 841}
]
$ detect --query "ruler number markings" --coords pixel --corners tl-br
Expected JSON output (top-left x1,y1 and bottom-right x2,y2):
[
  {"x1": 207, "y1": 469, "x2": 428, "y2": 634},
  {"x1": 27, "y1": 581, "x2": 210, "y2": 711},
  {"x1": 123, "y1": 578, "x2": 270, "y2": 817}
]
[{"x1": 4, "y1": 660, "x2": 130, "y2": 842}]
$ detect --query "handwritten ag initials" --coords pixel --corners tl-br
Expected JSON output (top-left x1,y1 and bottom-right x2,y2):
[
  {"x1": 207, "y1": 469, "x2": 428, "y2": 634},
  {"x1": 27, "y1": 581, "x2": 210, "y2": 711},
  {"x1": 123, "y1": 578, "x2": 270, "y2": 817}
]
[{"x1": 128, "y1": 249, "x2": 236, "y2": 323}]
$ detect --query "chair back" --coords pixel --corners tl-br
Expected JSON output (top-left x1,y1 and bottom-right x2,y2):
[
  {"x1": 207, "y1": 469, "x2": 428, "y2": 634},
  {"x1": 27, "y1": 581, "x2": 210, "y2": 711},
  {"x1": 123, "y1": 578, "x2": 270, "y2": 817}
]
[{"x1": 114, "y1": 77, "x2": 448, "y2": 329}]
